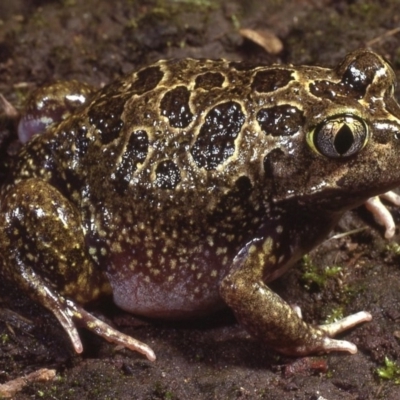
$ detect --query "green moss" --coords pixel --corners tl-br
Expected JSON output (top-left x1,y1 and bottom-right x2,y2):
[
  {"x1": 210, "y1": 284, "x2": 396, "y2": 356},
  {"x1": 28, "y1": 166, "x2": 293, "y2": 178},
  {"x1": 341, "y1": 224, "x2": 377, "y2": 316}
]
[
  {"x1": 341, "y1": 282, "x2": 368, "y2": 305},
  {"x1": 377, "y1": 357, "x2": 400, "y2": 384},
  {"x1": 386, "y1": 242, "x2": 400, "y2": 256},
  {"x1": 324, "y1": 307, "x2": 344, "y2": 324},
  {"x1": 230, "y1": 13, "x2": 241, "y2": 30},
  {"x1": 153, "y1": 381, "x2": 176, "y2": 399},
  {"x1": 0, "y1": 333, "x2": 9, "y2": 344},
  {"x1": 301, "y1": 255, "x2": 342, "y2": 289}
]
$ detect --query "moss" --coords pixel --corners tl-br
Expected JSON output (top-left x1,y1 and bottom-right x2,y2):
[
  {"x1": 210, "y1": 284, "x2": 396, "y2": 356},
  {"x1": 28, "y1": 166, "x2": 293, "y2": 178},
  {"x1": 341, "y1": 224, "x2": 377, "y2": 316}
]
[
  {"x1": 153, "y1": 381, "x2": 177, "y2": 399},
  {"x1": 324, "y1": 307, "x2": 345, "y2": 325},
  {"x1": 377, "y1": 357, "x2": 400, "y2": 384},
  {"x1": 0, "y1": 333, "x2": 9, "y2": 344},
  {"x1": 386, "y1": 242, "x2": 400, "y2": 256},
  {"x1": 301, "y1": 255, "x2": 342, "y2": 289}
]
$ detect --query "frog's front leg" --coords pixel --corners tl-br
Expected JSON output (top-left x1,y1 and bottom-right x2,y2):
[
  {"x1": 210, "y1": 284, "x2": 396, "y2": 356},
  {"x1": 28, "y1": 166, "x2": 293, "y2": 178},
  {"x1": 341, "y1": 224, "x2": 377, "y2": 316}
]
[
  {"x1": 0, "y1": 178, "x2": 155, "y2": 361},
  {"x1": 220, "y1": 237, "x2": 371, "y2": 355}
]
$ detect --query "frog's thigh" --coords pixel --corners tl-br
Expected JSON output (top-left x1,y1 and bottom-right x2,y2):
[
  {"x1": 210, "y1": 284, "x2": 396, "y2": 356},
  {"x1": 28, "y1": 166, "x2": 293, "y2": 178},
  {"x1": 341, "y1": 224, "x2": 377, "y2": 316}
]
[
  {"x1": 0, "y1": 178, "x2": 104, "y2": 302},
  {"x1": 0, "y1": 179, "x2": 156, "y2": 360},
  {"x1": 219, "y1": 239, "x2": 370, "y2": 356}
]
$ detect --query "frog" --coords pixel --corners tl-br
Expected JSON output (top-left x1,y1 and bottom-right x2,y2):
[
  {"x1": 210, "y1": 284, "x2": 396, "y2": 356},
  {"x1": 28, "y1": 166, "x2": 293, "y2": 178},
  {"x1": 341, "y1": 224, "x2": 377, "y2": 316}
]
[{"x1": 1, "y1": 49, "x2": 400, "y2": 362}]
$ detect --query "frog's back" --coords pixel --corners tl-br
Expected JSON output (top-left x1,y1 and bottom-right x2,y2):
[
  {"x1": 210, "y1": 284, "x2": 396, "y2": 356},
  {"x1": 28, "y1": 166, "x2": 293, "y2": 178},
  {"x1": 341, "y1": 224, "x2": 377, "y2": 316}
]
[{"x1": 8, "y1": 58, "x2": 342, "y2": 201}]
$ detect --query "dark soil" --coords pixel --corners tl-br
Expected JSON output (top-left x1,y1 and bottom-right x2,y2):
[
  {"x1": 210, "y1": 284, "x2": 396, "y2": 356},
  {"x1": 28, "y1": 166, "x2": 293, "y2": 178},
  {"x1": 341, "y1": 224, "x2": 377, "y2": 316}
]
[{"x1": 1, "y1": 0, "x2": 400, "y2": 399}]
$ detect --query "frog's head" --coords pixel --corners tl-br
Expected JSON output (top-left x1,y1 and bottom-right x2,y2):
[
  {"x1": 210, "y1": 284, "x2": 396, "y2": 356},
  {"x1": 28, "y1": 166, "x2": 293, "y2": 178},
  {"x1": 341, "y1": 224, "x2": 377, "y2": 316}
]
[{"x1": 266, "y1": 49, "x2": 400, "y2": 212}]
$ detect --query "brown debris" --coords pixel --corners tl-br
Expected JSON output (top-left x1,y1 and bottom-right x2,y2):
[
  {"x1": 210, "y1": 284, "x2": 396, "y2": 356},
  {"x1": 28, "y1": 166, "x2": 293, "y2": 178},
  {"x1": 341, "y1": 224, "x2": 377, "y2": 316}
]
[
  {"x1": 239, "y1": 28, "x2": 283, "y2": 54},
  {"x1": 0, "y1": 368, "x2": 56, "y2": 398}
]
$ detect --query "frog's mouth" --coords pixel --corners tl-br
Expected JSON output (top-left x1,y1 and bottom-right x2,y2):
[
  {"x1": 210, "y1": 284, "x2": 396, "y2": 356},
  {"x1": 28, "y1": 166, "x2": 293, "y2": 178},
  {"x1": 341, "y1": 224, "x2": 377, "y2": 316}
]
[
  {"x1": 270, "y1": 166, "x2": 400, "y2": 216},
  {"x1": 274, "y1": 187, "x2": 364, "y2": 214}
]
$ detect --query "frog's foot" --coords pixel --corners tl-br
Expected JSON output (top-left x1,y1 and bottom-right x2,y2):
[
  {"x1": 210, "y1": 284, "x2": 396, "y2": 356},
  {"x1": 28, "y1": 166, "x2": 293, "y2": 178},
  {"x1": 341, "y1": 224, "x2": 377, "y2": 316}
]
[
  {"x1": 61, "y1": 300, "x2": 156, "y2": 361},
  {"x1": 272, "y1": 311, "x2": 372, "y2": 356},
  {"x1": 17, "y1": 265, "x2": 156, "y2": 361},
  {"x1": 287, "y1": 307, "x2": 372, "y2": 354},
  {"x1": 365, "y1": 192, "x2": 400, "y2": 239},
  {"x1": 316, "y1": 311, "x2": 372, "y2": 354},
  {"x1": 278, "y1": 309, "x2": 372, "y2": 355}
]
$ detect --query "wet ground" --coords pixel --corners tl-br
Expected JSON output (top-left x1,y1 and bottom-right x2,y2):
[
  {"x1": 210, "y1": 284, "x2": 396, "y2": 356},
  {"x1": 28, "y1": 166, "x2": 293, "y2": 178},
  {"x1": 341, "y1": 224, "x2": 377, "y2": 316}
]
[{"x1": 1, "y1": 0, "x2": 400, "y2": 398}]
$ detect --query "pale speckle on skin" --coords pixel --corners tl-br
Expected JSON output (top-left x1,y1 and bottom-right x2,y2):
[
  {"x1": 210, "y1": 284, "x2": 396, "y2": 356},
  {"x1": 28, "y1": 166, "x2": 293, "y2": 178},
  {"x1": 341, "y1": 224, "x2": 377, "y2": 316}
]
[{"x1": 111, "y1": 242, "x2": 122, "y2": 253}]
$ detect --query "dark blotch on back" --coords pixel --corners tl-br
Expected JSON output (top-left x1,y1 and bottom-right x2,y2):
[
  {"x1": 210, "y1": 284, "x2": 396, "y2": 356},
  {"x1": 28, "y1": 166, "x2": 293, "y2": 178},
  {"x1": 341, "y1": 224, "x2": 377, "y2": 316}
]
[
  {"x1": 160, "y1": 86, "x2": 194, "y2": 128},
  {"x1": 309, "y1": 80, "x2": 350, "y2": 100},
  {"x1": 229, "y1": 61, "x2": 260, "y2": 71},
  {"x1": 130, "y1": 66, "x2": 164, "y2": 95},
  {"x1": 234, "y1": 175, "x2": 253, "y2": 198},
  {"x1": 88, "y1": 95, "x2": 125, "y2": 145},
  {"x1": 114, "y1": 130, "x2": 149, "y2": 194},
  {"x1": 29, "y1": 124, "x2": 87, "y2": 199},
  {"x1": 191, "y1": 101, "x2": 245, "y2": 170},
  {"x1": 155, "y1": 160, "x2": 181, "y2": 189},
  {"x1": 72, "y1": 124, "x2": 90, "y2": 159},
  {"x1": 194, "y1": 72, "x2": 225, "y2": 90},
  {"x1": 251, "y1": 69, "x2": 293, "y2": 93},
  {"x1": 257, "y1": 105, "x2": 304, "y2": 136}
]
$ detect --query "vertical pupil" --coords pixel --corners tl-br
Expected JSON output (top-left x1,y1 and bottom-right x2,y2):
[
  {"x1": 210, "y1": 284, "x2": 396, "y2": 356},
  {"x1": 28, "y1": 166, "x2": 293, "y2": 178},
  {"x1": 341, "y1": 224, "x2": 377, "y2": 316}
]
[{"x1": 334, "y1": 124, "x2": 353, "y2": 155}]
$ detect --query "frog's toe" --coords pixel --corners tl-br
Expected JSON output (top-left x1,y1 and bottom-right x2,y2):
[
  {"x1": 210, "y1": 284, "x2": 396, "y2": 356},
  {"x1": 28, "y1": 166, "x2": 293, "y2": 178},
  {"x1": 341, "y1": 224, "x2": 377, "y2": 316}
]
[
  {"x1": 276, "y1": 336, "x2": 358, "y2": 356},
  {"x1": 365, "y1": 193, "x2": 400, "y2": 239},
  {"x1": 318, "y1": 338, "x2": 357, "y2": 354},
  {"x1": 276, "y1": 311, "x2": 372, "y2": 355},
  {"x1": 48, "y1": 299, "x2": 84, "y2": 354},
  {"x1": 68, "y1": 301, "x2": 156, "y2": 361},
  {"x1": 314, "y1": 311, "x2": 372, "y2": 354},
  {"x1": 34, "y1": 287, "x2": 156, "y2": 361},
  {"x1": 318, "y1": 311, "x2": 372, "y2": 336}
]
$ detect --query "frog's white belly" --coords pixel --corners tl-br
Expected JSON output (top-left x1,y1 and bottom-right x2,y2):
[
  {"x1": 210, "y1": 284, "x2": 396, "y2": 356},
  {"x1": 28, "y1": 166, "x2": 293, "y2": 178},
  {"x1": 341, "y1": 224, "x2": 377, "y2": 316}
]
[{"x1": 107, "y1": 267, "x2": 225, "y2": 319}]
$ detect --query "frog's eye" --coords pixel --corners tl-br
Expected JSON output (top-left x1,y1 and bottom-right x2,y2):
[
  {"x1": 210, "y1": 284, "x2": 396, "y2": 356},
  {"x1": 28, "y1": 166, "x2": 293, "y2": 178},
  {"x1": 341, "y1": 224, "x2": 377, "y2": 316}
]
[{"x1": 310, "y1": 115, "x2": 369, "y2": 158}]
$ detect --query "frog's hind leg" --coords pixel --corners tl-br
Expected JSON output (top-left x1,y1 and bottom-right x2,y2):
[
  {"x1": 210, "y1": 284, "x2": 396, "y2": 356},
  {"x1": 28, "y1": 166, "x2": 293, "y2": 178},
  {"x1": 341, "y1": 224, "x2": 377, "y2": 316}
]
[
  {"x1": 220, "y1": 238, "x2": 372, "y2": 356},
  {"x1": 0, "y1": 178, "x2": 155, "y2": 361}
]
